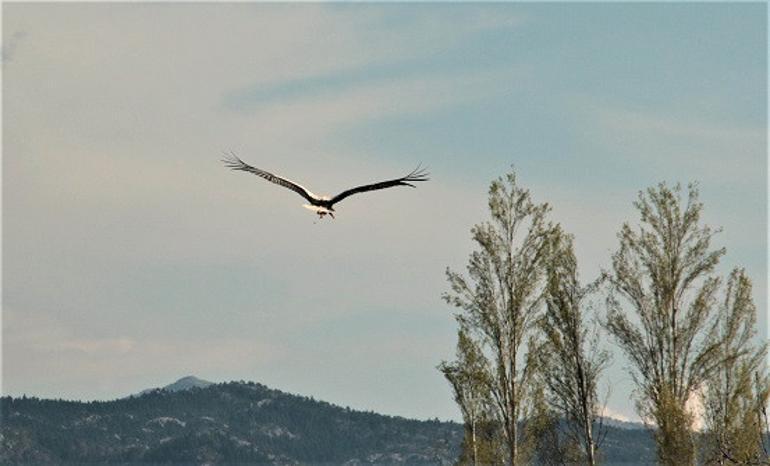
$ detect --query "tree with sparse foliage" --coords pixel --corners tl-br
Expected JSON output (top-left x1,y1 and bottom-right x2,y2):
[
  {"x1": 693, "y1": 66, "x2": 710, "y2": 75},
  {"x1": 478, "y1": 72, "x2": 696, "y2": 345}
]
[
  {"x1": 443, "y1": 169, "x2": 558, "y2": 465},
  {"x1": 701, "y1": 268, "x2": 769, "y2": 465},
  {"x1": 604, "y1": 182, "x2": 753, "y2": 465},
  {"x1": 539, "y1": 233, "x2": 609, "y2": 465},
  {"x1": 439, "y1": 329, "x2": 502, "y2": 465},
  {"x1": 529, "y1": 376, "x2": 583, "y2": 466}
]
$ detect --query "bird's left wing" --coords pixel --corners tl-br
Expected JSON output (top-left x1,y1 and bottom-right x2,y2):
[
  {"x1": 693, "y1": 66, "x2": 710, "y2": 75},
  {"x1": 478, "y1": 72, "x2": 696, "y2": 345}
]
[
  {"x1": 222, "y1": 152, "x2": 318, "y2": 203},
  {"x1": 329, "y1": 166, "x2": 429, "y2": 205}
]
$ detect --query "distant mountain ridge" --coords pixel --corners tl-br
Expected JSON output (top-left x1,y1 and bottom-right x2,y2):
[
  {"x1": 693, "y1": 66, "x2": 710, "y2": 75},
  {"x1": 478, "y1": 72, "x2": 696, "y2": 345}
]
[
  {"x1": 138, "y1": 376, "x2": 645, "y2": 429},
  {"x1": 136, "y1": 375, "x2": 214, "y2": 396},
  {"x1": 2, "y1": 378, "x2": 463, "y2": 464},
  {"x1": 1, "y1": 377, "x2": 654, "y2": 465},
  {"x1": 600, "y1": 415, "x2": 645, "y2": 430}
]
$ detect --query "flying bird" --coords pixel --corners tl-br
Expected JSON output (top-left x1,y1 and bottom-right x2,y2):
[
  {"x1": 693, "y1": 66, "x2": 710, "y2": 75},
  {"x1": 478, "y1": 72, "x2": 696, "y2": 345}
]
[{"x1": 222, "y1": 152, "x2": 429, "y2": 219}]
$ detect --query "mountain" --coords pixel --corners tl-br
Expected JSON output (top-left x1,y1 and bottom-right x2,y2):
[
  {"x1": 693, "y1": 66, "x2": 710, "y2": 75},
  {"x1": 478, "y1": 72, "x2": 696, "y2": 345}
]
[
  {"x1": 599, "y1": 416, "x2": 646, "y2": 430},
  {"x1": 0, "y1": 379, "x2": 656, "y2": 465},
  {"x1": 136, "y1": 375, "x2": 214, "y2": 396},
  {"x1": 1, "y1": 380, "x2": 462, "y2": 465}
]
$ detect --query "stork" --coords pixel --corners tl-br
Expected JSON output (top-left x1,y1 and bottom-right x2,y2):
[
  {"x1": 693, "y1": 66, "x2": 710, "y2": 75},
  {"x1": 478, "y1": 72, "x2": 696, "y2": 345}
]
[{"x1": 222, "y1": 153, "x2": 429, "y2": 219}]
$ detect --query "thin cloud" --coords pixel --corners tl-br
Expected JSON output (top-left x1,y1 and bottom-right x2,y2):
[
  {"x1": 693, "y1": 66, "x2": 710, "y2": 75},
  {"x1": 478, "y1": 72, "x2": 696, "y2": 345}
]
[
  {"x1": 229, "y1": 66, "x2": 528, "y2": 145},
  {"x1": 1, "y1": 30, "x2": 27, "y2": 63},
  {"x1": 3, "y1": 307, "x2": 281, "y2": 400},
  {"x1": 575, "y1": 98, "x2": 765, "y2": 187},
  {"x1": 60, "y1": 338, "x2": 135, "y2": 355}
]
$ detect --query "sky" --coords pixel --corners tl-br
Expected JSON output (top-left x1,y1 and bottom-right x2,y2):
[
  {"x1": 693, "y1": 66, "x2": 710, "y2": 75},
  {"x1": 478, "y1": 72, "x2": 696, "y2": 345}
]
[{"x1": 2, "y1": 3, "x2": 766, "y2": 423}]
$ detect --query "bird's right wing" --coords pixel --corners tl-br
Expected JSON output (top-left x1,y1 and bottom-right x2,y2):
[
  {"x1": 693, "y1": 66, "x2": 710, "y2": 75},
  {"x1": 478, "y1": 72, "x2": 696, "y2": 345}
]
[{"x1": 222, "y1": 152, "x2": 318, "y2": 203}]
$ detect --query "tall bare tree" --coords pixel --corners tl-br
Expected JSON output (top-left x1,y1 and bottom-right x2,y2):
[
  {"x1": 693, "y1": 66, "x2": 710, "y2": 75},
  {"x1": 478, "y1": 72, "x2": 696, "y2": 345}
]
[
  {"x1": 443, "y1": 169, "x2": 558, "y2": 465},
  {"x1": 702, "y1": 269, "x2": 769, "y2": 465},
  {"x1": 539, "y1": 233, "x2": 609, "y2": 465},
  {"x1": 604, "y1": 183, "x2": 728, "y2": 465}
]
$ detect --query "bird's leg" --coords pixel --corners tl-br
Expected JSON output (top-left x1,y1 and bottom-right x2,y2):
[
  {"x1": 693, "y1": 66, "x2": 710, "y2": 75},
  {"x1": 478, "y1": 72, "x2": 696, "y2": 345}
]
[{"x1": 329, "y1": 212, "x2": 335, "y2": 219}]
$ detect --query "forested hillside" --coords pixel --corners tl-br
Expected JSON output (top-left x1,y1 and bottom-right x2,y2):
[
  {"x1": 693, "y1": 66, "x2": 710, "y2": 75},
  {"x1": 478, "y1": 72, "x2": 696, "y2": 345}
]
[
  {"x1": 1, "y1": 381, "x2": 460, "y2": 464},
  {"x1": 1, "y1": 380, "x2": 655, "y2": 465}
]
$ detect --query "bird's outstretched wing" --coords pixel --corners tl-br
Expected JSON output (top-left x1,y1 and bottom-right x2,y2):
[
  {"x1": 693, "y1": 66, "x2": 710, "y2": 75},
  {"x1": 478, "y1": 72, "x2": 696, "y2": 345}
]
[
  {"x1": 222, "y1": 152, "x2": 318, "y2": 203},
  {"x1": 329, "y1": 166, "x2": 429, "y2": 205}
]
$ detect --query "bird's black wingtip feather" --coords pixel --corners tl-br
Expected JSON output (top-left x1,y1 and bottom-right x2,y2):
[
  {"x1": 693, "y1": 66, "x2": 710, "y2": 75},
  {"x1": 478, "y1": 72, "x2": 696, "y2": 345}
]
[
  {"x1": 221, "y1": 150, "x2": 248, "y2": 170},
  {"x1": 403, "y1": 164, "x2": 430, "y2": 182}
]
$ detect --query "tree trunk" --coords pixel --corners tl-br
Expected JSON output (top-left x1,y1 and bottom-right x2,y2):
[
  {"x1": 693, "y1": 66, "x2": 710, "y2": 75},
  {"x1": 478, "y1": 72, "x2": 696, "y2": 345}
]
[{"x1": 471, "y1": 416, "x2": 478, "y2": 466}]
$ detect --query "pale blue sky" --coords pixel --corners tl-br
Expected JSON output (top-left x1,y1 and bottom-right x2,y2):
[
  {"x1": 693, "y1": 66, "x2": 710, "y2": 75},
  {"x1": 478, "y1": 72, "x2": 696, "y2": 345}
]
[{"x1": 2, "y1": 3, "x2": 766, "y2": 423}]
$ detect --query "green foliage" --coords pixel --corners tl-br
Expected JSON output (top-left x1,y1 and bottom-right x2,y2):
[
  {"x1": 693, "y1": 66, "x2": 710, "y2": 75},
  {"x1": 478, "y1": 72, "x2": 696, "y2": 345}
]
[
  {"x1": 651, "y1": 384, "x2": 696, "y2": 465},
  {"x1": 701, "y1": 269, "x2": 770, "y2": 465},
  {"x1": 539, "y1": 233, "x2": 609, "y2": 465},
  {"x1": 442, "y1": 174, "x2": 768, "y2": 466},
  {"x1": 528, "y1": 377, "x2": 583, "y2": 466},
  {"x1": 603, "y1": 182, "x2": 763, "y2": 466},
  {"x1": 439, "y1": 329, "x2": 502, "y2": 465},
  {"x1": 443, "y1": 169, "x2": 559, "y2": 465}
]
